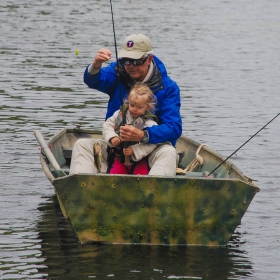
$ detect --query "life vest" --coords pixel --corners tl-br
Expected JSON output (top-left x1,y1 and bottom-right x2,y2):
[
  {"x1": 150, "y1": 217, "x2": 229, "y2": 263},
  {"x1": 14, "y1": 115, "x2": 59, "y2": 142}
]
[
  {"x1": 114, "y1": 104, "x2": 157, "y2": 135},
  {"x1": 109, "y1": 105, "x2": 157, "y2": 168}
]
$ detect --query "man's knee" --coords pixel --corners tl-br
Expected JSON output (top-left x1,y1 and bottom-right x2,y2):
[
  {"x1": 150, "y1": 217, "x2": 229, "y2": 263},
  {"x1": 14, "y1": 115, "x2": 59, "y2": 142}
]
[
  {"x1": 73, "y1": 138, "x2": 94, "y2": 152},
  {"x1": 148, "y1": 144, "x2": 177, "y2": 176},
  {"x1": 150, "y1": 144, "x2": 176, "y2": 161}
]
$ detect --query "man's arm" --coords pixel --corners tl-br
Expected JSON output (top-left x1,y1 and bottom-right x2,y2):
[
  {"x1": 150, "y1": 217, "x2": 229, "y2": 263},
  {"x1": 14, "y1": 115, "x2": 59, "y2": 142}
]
[
  {"x1": 83, "y1": 48, "x2": 118, "y2": 95},
  {"x1": 88, "y1": 48, "x2": 112, "y2": 75},
  {"x1": 148, "y1": 81, "x2": 182, "y2": 146}
]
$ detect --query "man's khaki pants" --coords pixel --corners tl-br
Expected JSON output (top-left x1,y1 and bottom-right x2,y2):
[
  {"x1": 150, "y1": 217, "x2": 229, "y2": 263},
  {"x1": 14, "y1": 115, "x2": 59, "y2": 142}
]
[{"x1": 69, "y1": 138, "x2": 177, "y2": 176}]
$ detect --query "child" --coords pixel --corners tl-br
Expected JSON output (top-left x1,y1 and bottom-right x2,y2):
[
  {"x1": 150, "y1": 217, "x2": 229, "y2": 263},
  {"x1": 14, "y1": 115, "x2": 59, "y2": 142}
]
[{"x1": 102, "y1": 83, "x2": 158, "y2": 175}]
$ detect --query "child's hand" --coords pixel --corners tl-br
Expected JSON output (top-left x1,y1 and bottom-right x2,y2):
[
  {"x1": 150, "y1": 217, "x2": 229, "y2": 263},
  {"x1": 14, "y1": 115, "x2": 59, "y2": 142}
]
[
  {"x1": 123, "y1": 147, "x2": 133, "y2": 156},
  {"x1": 110, "y1": 137, "x2": 121, "y2": 146}
]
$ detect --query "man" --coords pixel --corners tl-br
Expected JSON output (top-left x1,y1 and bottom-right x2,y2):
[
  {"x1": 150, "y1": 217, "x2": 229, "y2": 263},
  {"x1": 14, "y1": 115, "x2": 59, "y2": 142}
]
[{"x1": 70, "y1": 34, "x2": 182, "y2": 176}]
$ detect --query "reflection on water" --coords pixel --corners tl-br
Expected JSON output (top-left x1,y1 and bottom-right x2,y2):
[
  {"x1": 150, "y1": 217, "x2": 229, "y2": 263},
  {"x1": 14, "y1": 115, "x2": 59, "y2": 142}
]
[{"x1": 34, "y1": 196, "x2": 253, "y2": 280}]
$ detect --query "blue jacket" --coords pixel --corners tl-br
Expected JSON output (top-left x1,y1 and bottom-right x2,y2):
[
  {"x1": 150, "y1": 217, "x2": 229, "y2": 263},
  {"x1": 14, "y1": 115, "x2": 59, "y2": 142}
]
[{"x1": 84, "y1": 55, "x2": 182, "y2": 147}]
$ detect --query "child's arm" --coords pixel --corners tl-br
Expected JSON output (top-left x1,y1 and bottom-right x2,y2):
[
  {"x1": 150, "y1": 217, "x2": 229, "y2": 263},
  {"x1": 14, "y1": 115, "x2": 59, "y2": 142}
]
[{"x1": 102, "y1": 110, "x2": 121, "y2": 146}]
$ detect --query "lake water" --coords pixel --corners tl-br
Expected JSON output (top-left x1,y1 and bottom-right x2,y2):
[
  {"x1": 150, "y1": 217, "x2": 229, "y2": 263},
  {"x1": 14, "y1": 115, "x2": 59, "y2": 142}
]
[{"x1": 1, "y1": 0, "x2": 279, "y2": 279}]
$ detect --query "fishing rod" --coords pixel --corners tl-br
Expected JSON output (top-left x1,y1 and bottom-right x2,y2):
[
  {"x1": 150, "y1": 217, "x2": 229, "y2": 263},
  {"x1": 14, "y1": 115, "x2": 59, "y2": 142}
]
[
  {"x1": 208, "y1": 112, "x2": 280, "y2": 176},
  {"x1": 109, "y1": 0, "x2": 130, "y2": 166},
  {"x1": 109, "y1": 0, "x2": 123, "y2": 109}
]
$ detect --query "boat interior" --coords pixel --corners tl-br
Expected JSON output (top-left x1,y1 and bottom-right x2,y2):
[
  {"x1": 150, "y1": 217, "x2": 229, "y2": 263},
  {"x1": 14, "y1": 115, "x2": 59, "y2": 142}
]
[{"x1": 40, "y1": 128, "x2": 255, "y2": 184}]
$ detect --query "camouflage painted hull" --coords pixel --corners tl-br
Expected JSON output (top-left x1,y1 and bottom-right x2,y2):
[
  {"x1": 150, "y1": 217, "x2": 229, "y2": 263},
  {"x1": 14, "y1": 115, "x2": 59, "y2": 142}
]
[{"x1": 37, "y1": 127, "x2": 259, "y2": 246}]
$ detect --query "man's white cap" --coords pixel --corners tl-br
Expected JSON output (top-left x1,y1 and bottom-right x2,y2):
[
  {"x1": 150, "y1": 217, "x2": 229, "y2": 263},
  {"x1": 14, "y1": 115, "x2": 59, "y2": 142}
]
[{"x1": 118, "y1": 34, "x2": 153, "y2": 59}]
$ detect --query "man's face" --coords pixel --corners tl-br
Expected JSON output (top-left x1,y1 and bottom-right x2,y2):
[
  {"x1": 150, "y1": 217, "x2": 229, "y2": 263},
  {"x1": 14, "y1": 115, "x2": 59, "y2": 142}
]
[{"x1": 123, "y1": 55, "x2": 153, "y2": 82}]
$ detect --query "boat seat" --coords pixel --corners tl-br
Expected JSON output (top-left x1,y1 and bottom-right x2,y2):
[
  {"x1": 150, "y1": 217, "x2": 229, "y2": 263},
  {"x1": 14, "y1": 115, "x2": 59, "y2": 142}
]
[
  {"x1": 61, "y1": 148, "x2": 72, "y2": 171},
  {"x1": 62, "y1": 147, "x2": 72, "y2": 159}
]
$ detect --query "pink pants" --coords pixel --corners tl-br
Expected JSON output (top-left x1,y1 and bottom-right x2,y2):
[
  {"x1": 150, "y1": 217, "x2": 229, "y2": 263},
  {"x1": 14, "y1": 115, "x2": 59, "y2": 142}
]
[{"x1": 110, "y1": 157, "x2": 149, "y2": 175}]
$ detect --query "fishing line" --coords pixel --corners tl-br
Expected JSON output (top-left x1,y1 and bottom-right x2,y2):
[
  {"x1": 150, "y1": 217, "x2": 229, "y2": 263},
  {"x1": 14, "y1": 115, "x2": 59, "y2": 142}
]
[
  {"x1": 109, "y1": 0, "x2": 124, "y2": 118},
  {"x1": 208, "y1": 112, "x2": 280, "y2": 176},
  {"x1": 109, "y1": 0, "x2": 130, "y2": 165}
]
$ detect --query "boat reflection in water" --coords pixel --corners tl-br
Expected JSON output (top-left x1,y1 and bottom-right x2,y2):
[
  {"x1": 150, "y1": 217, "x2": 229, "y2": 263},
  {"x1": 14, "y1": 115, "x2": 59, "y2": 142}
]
[{"x1": 36, "y1": 196, "x2": 253, "y2": 279}]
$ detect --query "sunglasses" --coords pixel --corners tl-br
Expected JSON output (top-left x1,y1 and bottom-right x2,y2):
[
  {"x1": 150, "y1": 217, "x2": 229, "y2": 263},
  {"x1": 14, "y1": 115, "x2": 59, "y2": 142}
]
[{"x1": 119, "y1": 55, "x2": 150, "y2": 66}]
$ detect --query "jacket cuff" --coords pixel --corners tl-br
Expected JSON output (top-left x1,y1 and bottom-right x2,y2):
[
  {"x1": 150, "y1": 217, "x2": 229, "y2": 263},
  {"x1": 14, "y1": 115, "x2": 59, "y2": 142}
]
[{"x1": 88, "y1": 64, "x2": 100, "y2": 75}]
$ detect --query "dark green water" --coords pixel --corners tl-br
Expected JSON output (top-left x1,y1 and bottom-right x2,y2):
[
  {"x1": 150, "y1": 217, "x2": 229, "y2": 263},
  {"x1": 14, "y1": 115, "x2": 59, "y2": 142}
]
[{"x1": 1, "y1": 0, "x2": 279, "y2": 279}]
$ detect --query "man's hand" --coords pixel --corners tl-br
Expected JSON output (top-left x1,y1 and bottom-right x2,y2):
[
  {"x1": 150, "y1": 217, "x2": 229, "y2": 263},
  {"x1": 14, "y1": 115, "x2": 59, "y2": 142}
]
[
  {"x1": 92, "y1": 48, "x2": 112, "y2": 69},
  {"x1": 120, "y1": 125, "x2": 144, "y2": 142}
]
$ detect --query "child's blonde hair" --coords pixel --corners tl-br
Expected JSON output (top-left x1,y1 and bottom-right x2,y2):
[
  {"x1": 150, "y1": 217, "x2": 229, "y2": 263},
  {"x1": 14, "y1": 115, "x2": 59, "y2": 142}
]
[{"x1": 124, "y1": 83, "x2": 157, "y2": 112}]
